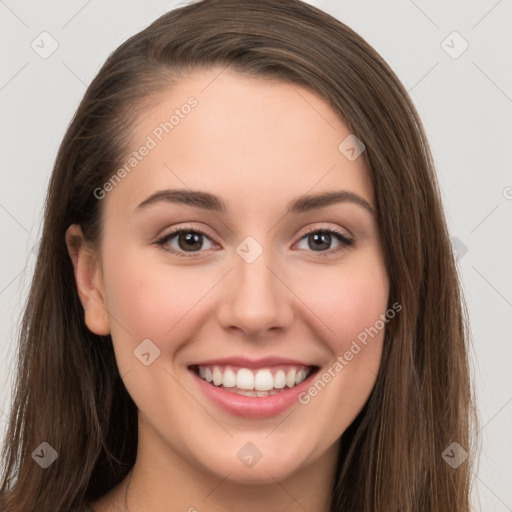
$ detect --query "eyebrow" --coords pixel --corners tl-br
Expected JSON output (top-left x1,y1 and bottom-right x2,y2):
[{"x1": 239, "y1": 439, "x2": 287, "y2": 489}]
[{"x1": 134, "y1": 188, "x2": 375, "y2": 215}]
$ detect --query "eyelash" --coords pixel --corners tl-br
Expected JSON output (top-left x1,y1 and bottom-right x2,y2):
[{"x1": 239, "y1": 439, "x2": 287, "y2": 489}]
[{"x1": 155, "y1": 225, "x2": 354, "y2": 259}]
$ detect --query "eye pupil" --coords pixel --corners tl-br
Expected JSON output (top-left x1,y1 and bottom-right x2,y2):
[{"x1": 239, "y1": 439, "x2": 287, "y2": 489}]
[
  {"x1": 309, "y1": 232, "x2": 331, "y2": 251},
  {"x1": 179, "y1": 232, "x2": 203, "y2": 251}
]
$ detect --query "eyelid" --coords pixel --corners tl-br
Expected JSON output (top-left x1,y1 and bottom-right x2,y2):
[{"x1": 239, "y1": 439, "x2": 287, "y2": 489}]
[
  {"x1": 300, "y1": 225, "x2": 352, "y2": 239},
  {"x1": 157, "y1": 224, "x2": 215, "y2": 240},
  {"x1": 294, "y1": 225, "x2": 354, "y2": 256},
  {"x1": 154, "y1": 224, "x2": 218, "y2": 258}
]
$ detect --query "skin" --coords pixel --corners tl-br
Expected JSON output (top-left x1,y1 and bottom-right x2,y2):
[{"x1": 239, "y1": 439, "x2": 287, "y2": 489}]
[{"x1": 66, "y1": 67, "x2": 389, "y2": 512}]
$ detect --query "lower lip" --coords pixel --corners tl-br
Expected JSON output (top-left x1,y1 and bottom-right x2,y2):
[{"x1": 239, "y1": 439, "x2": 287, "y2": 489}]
[{"x1": 190, "y1": 369, "x2": 317, "y2": 419}]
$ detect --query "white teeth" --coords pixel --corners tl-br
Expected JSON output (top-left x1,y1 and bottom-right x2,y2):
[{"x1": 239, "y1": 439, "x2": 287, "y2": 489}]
[
  {"x1": 212, "y1": 367, "x2": 223, "y2": 386},
  {"x1": 295, "y1": 369, "x2": 307, "y2": 385},
  {"x1": 236, "y1": 368, "x2": 254, "y2": 390},
  {"x1": 237, "y1": 389, "x2": 257, "y2": 397},
  {"x1": 286, "y1": 369, "x2": 296, "y2": 388},
  {"x1": 254, "y1": 369, "x2": 274, "y2": 391},
  {"x1": 195, "y1": 364, "x2": 312, "y2": 393},
  {"x1": 223, "y1": 369, "x2": 236, "y2": 388},
  {"x1": 274, "y1": 370, "x2": 286, "y2": 389}
]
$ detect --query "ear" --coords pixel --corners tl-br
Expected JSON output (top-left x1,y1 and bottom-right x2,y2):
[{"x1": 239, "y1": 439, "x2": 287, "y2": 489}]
[{"x1": 65, "y1": 224, "x2": 111, "y2": 336}]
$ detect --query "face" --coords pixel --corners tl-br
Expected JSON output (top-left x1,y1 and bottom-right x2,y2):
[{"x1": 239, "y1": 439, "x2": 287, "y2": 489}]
[{"x1": 70, "y1": 67, "x2": 389, "y2": 485}]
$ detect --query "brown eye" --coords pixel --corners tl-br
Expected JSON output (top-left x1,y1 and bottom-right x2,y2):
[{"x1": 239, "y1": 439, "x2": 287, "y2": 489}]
[
  {"x1": 174, "y1": 231, "x2": 205, "y2": 252},
  {"x1": 157, "y1": 228, "x2": 215, "y2": 257},
  {"x1": 295, "y1": 228, "x2": 354, "y2": 256}
]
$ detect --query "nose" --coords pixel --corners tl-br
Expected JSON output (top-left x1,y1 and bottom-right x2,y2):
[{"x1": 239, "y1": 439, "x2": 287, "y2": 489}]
[{"x1": 216, "y1": 248, "x2": 294, "y2": 339}]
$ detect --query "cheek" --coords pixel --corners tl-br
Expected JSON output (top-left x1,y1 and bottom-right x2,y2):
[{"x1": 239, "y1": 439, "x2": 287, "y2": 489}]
[
  {"x1": 294, "y1": 259, "x2": 389, "y2": 431},
  {"x1": 102, "y1": 246, "x2": 213, "y2": 345},
  {"x1": 296, "y1": 257, "x2": 389, "y2": 352}
]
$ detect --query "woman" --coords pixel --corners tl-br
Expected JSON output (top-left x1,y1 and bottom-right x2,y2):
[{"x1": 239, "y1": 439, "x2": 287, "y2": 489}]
[{"x1": 0, "y1": 0, "x2": 477, "y2": 510}]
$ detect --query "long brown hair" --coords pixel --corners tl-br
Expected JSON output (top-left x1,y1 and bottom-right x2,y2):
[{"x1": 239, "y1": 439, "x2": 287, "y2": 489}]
[{"x1": 0, "y1": 0, "x2": 478, "y2": 510}]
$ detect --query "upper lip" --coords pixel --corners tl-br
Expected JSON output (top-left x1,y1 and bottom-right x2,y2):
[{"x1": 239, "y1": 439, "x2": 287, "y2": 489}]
[{"x1": 189, "y1": 356, "x2": 317, "y2": 369}]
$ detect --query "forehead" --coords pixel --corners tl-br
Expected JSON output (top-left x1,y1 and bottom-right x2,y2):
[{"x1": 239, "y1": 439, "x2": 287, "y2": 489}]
[{"x1": 104, "y1": 67, "x2": 374, "y2": 218}]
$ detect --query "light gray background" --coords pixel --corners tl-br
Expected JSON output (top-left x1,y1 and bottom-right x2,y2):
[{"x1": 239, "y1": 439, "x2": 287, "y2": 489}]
[{"x1": 1, "y1": 1, "x2": 511, "y2": 510}]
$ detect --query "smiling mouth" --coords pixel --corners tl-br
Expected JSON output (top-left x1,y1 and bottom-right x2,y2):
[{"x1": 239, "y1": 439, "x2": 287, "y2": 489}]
[{"x1": 189, "y1": 364, "x2": 319, "y2": 397}]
